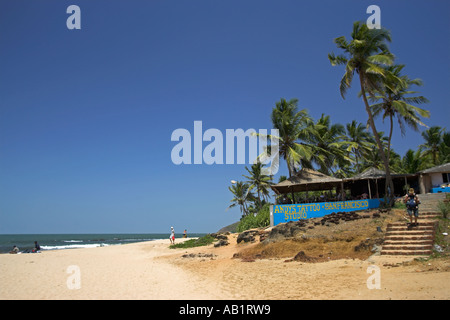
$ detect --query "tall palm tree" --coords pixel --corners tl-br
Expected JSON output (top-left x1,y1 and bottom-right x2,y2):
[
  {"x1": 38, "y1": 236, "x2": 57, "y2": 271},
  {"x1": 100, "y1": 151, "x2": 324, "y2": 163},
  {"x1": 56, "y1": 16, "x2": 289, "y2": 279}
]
[
  {"x1": 227, "y1": 181, "x2": 254, "y2": 217},
  {"x1": 370, "y1": 64, "x2": 430, "y2": 168},
  {"x1": 329, "y1": 21, "x2": 396, "y2": 204},
  {"x1": 243, "y1": 162, "x2": 273, "y2": 209}
]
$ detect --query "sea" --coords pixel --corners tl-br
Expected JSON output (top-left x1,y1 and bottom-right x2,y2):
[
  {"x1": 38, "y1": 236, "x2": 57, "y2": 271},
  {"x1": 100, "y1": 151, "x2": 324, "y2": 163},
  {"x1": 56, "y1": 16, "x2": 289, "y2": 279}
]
[{"x1": 0, "y1": 233, "x2": 206, "y2": 254}]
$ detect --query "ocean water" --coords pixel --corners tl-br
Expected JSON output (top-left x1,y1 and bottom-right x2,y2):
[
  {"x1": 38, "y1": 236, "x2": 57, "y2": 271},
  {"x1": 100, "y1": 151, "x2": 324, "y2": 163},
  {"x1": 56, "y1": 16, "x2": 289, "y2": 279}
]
[{"x1": 0, "y1": 233, "x2": 206, "y2": 254}]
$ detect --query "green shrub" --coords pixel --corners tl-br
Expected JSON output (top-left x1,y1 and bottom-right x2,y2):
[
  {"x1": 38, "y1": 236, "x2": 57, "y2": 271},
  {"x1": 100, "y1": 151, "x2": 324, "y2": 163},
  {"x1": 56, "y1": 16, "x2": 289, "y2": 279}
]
[
  {"x1": 236, "y1": 203, "x2": 270, "y2": 233},
  {"x1": 169, "y1": 234, "x2": 215, "y2": 249},
  {"x1": 437, "y1": 200, "x2": 450, "y2": 219},
  {"x1": 393, "y1": 201, "x2": 406, "y2": 209}
]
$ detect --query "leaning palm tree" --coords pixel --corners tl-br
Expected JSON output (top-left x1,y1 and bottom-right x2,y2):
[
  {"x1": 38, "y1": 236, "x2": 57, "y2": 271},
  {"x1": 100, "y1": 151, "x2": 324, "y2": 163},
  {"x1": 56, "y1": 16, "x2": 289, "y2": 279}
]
[
  {"x1": 370, "y1": 64, "x2": 430, "y2": 168},
  {"x1": 243, "y1": 162, "x2": 273, "y2": 209},
  {"x1": 329, "y1": 21, "x2": 396, "y2": 204},
  {"x1": 227, "y1": 181, "x2": 254, "y2": 217}
]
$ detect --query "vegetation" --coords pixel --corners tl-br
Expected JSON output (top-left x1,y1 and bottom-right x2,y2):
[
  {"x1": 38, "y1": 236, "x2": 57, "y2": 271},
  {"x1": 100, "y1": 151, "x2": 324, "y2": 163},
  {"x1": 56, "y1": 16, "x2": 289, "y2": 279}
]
[
  {"x1": 243, "y1": 162, "x2": 274, "y2": 209},
  {"x1": 431, "y1": 209, "x2": 449, "y2": 259},
  {"x1": 169, "y1": 234, "x2": 215, "y2": 249},
  {"x1": 236, "y1": 203, "x2": 271, "y2": 233},
  {"x1": 227, "y1": 181, "x2": 255, "y2": 216},
  {"x1": 437, "y1": 195, "x2": 450, "y2": 219}
]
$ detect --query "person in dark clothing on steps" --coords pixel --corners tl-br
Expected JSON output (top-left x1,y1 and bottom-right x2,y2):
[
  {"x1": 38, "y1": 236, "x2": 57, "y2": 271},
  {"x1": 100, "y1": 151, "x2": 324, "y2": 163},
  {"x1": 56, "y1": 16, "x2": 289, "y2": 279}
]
[{"x1": 404, "y1": 188, "x2": 420, "y2": 226}]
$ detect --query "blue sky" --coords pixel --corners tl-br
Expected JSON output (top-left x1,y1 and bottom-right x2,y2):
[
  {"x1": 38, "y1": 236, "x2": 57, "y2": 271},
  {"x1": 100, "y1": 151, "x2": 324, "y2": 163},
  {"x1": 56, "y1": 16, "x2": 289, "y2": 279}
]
[{"x1": 1, "y1": 0, "x2": 449, "y2": 234}]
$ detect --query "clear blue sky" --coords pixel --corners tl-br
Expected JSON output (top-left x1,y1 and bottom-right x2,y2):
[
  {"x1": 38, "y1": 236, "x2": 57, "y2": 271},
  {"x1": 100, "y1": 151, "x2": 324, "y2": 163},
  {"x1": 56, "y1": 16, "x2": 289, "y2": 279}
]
[{"x1": 1, "y1": 0, "x2": 449, "y2": 234}]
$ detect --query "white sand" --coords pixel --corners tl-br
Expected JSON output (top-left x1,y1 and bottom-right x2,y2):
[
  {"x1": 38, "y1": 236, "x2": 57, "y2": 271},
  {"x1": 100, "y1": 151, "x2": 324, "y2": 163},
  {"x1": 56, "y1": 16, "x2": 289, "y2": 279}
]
[{"x1": 0, "y1": 239, "x2": 231, "y2": 300}]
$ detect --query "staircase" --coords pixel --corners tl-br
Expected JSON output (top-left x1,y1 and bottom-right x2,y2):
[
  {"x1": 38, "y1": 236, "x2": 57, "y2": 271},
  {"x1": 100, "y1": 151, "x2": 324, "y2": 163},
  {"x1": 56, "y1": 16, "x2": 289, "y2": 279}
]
[{"x1": 380, "y1": 193, "x2": 445, "y2": 256}]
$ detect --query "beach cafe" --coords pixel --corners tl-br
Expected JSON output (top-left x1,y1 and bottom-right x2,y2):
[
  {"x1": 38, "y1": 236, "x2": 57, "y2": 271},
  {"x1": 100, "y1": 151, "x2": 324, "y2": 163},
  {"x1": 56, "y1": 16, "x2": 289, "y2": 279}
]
[{"x1": 269, "y1": 167, "x2": 420, "y2": 226}]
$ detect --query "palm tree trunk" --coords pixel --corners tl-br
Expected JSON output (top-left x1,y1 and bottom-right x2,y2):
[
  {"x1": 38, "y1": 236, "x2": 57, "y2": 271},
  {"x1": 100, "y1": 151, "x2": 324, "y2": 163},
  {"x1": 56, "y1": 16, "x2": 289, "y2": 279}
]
[
  {"x1": 388, "y1": 113, "x2": 394, "y2": 157},
  {"x1": 286, "y1": 159, "x2": 296, "y2": 203},
  {"x1": 257, "y1": 189, "x2": 261, "y2": 209},
  {"x1": 359, "y1": 74, "x2": 394, "y2": 206}
]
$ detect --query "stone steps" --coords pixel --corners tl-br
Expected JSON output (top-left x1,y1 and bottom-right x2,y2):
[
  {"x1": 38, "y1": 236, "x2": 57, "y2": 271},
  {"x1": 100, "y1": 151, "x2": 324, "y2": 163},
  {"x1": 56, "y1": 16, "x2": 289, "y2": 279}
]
[
  {"x1": 380, "y1": 193, "x2": 443, "y2": 256},
  {"x1": 380, "y1": 249, "x2": 433, "y2": 256}
]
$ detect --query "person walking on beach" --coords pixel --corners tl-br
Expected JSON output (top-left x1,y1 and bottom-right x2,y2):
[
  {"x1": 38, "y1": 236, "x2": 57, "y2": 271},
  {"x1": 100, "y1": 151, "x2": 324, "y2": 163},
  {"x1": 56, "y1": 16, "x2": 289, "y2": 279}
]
[
  {"x1": 183, "y1": 229, "x2": 187, "y2": 238},
  {"x1": 404, "y1": 188, "x2": 420, "y2": 226},
  {"x1": 170, "y1": 227, "x2": 175, "y2": 244}
]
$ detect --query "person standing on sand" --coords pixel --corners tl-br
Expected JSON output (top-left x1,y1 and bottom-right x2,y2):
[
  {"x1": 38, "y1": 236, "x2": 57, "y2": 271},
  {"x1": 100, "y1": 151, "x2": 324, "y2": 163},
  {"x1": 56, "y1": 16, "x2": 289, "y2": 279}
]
[
  {"x1": 183, "y1": 229, "x2": 187, "y2": 238},
  {"x1": 404, "y1": 188, "x2": 420, "y2": 226},
  {"x1": 170, "y1": 227, "x2": 175, "y2": 244},
  {"x1": 33, "y1": 241, "x2": 41, "y2": 252}
]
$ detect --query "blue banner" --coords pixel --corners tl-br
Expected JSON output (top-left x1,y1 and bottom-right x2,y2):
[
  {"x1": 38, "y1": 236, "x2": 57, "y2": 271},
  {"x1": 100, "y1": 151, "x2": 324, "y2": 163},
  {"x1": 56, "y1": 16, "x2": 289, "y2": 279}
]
[
  {"x1": 431, "y1": 187, "x2": 450, "y2": 193},
  {"x1": 272, "y1": 199, "x2": 381, "y2": 226}
]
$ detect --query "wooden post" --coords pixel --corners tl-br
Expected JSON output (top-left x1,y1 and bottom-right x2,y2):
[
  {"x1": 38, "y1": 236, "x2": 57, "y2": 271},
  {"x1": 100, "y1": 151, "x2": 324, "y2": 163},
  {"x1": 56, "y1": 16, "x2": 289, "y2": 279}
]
[
  {"x1": 368, "y1": 179, "x2": 372, "y2": 199},
  {"x1": 290, "y1": 186, "x2": 295, "y2": 204},
  {"x1": 305, "y1": 184, "x2": 308, "y2": 203},
  {"x1": 404, "y1": 176, "x2": 408, "y2": 194},
  {"x1": 375, "y1": 178, "x2": 379, "y2": 199}
]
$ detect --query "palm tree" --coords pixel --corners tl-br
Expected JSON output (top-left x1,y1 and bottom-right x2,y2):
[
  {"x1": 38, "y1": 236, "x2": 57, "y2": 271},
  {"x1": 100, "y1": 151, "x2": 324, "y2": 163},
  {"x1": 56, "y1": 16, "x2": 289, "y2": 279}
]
[
  {"x1": 439, "y1": 131, "x2": 450, "y2": 164},
  {"x1": 420, "y1": 126, "x2": 445, "y2": 165},
  {"x1": 370, "y1": 64, "x2": 430, "y2": 168},
  {"x1": 345, "y1": 120, "x2": 374, "y2": 173},
  {"x1": 243, "y1": 162, "x2": 273, "y2": 209},
  {"x1": 400, "y1": 149, "x2": 426, "y2": 174},
  {"x1": 227, "y1": 181, "x2": 254, "y2": 217},
  {"x1": 308, "y1": 114, "x2": 353, "y2": 176},
  {"x1": 359, "y1": 131, "x2": 390, "y2": 171},
  {"x1": 260, "y1": 98, "x2": 319, "y2": 178},
  {"x1": 329, "y1": 21, "x2": 396, "y2": 204}
]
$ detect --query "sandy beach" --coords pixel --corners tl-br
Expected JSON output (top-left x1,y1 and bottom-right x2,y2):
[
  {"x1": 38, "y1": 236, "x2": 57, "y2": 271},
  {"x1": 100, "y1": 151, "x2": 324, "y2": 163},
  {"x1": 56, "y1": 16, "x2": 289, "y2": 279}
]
[{"x1": 1, "y1": 235, "x2": 449, "y2": 300}]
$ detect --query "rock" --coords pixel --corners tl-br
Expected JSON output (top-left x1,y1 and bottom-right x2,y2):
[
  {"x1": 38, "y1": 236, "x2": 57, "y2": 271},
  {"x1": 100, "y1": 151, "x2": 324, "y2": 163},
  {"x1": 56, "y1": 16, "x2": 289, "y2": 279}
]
[
  {"x1": 354, "y1": 238, "x2": 384, "y2": 252},
  {"x1": 216, "y1": 234, "x2": 229, "y2": 241},
  {"x1": 266, "y1": 221, "x2": 306, "y2": 241},
  {"x1": 293, "y1": 251, "x2": 317, "y2": 262},
  {"x1": 214, "y1": 239, "x2": 229, "y2": 247},
  {"x1": 237, "y1": 230, "x2": 258, "y2": 243},
  {"x1": 210, "y1": 233, "x2": 229, "y2": 241},
  {"x1": 182, "y1": 253, "x2": 217, "y2": 259}
]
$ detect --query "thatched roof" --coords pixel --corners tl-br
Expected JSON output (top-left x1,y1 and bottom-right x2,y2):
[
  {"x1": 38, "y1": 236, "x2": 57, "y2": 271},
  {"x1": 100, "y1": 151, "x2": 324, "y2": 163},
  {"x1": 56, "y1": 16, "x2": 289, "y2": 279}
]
[
  {"x1": 420, "y1": 162, "x2": 450, "y2": 174},
  {"x1": 344, "y1": 167, "x2": 417, "y2": 182},
  {"x1": 348, "y1": 167, "x2": 386, "y2": 180},
  {"x1": 271, "y1": 168, "x2": 342, "y2": 194}
]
